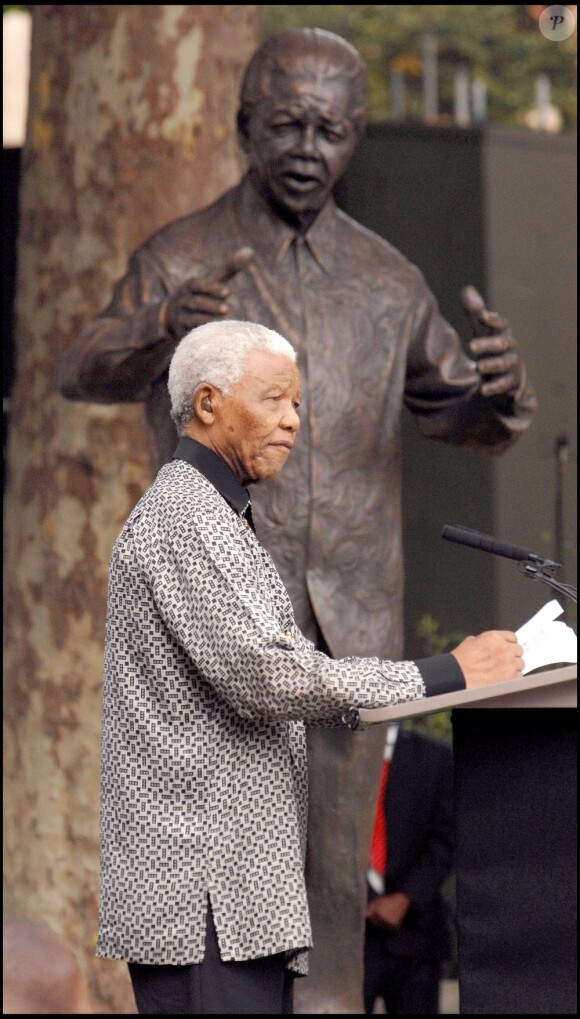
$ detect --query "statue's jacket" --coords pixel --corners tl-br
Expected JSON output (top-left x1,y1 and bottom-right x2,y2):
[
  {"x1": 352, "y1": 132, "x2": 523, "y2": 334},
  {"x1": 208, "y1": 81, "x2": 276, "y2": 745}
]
[{"x1": 60, "y1": 175, "x2": 537, "y2": 661}]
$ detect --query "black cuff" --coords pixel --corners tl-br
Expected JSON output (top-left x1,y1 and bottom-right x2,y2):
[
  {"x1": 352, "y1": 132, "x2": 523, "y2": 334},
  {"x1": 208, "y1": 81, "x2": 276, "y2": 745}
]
[{"x1": 414, "y1": 653, "x2": 466, "y2": 697}]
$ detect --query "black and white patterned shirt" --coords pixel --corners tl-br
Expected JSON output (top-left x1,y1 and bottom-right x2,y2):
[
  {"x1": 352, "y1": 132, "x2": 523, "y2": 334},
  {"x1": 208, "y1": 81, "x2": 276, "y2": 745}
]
[{"x1": 97, "y1": 438, "x2": 464, "y2": 972}]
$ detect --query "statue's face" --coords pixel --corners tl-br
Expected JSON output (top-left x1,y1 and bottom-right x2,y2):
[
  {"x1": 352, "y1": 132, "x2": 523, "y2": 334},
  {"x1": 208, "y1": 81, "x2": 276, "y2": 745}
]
[{"x1": 240, "y1": 71, "x2": 362, "y2": 225}]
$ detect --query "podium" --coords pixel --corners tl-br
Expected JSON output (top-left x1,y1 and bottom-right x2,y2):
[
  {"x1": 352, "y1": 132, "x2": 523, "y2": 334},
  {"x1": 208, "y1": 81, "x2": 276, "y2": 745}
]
[{"x1": 357, "y1": 667, "x2": 577, "y2": 1014}]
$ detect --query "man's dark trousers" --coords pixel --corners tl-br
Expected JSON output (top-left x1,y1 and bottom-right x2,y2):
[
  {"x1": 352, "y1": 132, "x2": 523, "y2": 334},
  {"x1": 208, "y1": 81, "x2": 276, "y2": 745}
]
[{"x1": 129, "y1": 904, "x2": 294, "y2": 1014}]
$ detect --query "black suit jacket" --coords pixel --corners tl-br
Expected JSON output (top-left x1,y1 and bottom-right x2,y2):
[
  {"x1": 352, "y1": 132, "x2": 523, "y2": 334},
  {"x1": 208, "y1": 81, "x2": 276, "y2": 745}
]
[{"x1": 366, "y1": 728, "x2": 454, "y2": 961}]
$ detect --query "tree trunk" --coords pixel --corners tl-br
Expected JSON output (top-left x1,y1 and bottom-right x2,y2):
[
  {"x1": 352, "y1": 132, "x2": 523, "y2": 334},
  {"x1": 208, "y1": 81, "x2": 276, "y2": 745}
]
[{"x1": 3, "y1": 6, "x2": 260, "y2": 1013}]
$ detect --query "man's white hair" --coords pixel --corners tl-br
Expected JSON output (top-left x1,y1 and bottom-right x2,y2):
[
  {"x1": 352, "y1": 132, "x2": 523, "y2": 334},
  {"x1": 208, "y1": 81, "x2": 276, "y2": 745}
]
[{"x1": 168, "y1": 319, "x2": 297, "y2": 433}]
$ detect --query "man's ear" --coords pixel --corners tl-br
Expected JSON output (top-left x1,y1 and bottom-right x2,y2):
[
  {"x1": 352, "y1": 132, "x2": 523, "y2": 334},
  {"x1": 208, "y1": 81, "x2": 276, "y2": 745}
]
[{"x1": 193, "y1": 384, "x2": 217, "y2": 423}]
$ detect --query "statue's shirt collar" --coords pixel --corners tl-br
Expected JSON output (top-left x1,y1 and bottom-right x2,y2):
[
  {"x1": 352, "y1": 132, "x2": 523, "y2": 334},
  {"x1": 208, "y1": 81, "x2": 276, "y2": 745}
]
[{"x1": 234, "y1": 175, "x2": 337, "y2": 276}]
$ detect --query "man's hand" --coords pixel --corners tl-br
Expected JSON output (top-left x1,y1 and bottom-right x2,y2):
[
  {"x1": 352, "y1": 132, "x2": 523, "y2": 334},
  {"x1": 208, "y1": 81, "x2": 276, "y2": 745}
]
[
  {"x1": 365, "y1": 892, "x2": 411, "y2": 930},
  {"x1": 451, "y1": 631, "x2": 524, "y2": 688},
  {"x1": 461, "y1": 285, "x2": 523, "y2": 398},
  {"x1": 163, "y1": 247, "x2": 255, "y2": 340}
]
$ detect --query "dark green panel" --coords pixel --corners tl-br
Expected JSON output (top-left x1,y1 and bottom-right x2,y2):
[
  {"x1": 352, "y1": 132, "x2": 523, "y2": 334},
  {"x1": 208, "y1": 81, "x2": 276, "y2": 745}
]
[{"x1": 335, "y1": 123, "x2": 494, "y2": 656}]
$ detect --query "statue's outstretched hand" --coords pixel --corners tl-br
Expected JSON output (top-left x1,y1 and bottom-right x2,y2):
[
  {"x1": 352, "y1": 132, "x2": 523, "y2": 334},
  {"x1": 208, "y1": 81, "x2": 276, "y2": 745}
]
[
  {"x1": 461, "y1": 285, "x2": 523, "y2": 397},
  {"x1": 163, "y1": 247, "x2": 255, "y2": 340}
]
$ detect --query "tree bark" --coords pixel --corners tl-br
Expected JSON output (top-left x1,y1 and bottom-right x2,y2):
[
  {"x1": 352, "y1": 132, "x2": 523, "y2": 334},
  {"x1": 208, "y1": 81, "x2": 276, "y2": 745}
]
[{"x1": 3, "y1": 6, "x2": 260, "y2": 1013}]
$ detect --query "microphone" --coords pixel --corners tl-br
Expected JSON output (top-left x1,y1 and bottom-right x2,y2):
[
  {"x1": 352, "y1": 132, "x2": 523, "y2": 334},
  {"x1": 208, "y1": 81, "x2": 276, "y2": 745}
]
[{"x1": 441, "y1": 524, "x2": 559, "y2": 567}]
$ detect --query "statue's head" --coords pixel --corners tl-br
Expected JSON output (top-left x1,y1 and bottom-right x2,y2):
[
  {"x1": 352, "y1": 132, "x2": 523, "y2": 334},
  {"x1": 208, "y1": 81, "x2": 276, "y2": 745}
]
[{"x1": 237, "y1": 28, "x2": 367, "y2": 227}]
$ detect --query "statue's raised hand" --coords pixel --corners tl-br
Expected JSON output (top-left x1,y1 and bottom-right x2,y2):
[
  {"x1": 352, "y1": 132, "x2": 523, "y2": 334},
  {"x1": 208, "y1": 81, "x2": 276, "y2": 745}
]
[
  {"x1": 163, "y1": 247, "x2": 255, "y2": 341},
  {"x1": 461, "y1": 285, "x2": 523, "y2": 398}
]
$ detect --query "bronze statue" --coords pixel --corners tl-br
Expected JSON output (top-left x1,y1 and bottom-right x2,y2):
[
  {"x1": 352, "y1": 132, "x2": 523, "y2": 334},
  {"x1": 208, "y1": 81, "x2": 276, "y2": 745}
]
[{"x1": 58, "y1": 27, "x2": 537, "y2": 1012}]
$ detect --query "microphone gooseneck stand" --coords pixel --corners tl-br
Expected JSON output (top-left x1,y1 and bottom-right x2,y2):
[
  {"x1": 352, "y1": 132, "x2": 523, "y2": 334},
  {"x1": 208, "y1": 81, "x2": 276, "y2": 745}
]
[
  {"x1": 441, "y1": 524, "x2": 577, "y2": 604},
  {"x1": 516, "y1": 556, "x2": 577, "y2": 604}
]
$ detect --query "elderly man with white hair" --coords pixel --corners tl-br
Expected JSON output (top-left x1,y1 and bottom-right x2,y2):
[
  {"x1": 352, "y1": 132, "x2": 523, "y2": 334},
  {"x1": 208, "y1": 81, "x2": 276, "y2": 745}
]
[{"x1": 98, "y1": 319, "x2": 523, "y2": 1015}]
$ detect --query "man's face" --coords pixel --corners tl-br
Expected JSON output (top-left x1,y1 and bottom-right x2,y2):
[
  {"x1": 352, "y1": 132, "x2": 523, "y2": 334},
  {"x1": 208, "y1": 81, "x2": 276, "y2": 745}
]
[
  {"x1": 212, "y1": 349, "x2": 301, "y2": 485},
  {"x1": 240, "y1": 72, "x2": 362, "y2": 225}
]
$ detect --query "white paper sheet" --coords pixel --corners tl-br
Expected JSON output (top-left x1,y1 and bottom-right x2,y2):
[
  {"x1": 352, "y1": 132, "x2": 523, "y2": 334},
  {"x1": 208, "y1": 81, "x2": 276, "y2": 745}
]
[{"x1": 516, "y1": 600, "x2": 578, "y2": 674}]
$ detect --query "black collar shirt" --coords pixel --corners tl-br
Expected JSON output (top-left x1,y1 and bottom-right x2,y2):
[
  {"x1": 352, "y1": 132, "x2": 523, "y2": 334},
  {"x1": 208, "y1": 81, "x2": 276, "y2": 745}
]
[
  {"x1": 173, "y1": 435, "x2": 254, "y2": 530},
  {"x1": 98, "y1": 449, "x2": 462, "y2": 971}
]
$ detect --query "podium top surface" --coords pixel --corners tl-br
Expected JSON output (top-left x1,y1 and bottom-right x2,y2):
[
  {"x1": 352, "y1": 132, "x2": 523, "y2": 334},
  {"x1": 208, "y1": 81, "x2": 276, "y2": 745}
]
[{"x1": 356, "y1": 664, "x2": 577, "y2": 725}]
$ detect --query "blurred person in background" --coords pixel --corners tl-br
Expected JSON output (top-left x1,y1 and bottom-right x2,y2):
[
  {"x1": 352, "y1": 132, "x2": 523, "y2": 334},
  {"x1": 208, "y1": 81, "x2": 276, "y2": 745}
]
[
  {"x1": 364, "y1": 724, "x2": 455, "y2": 1014},
  {"x1": 3, "y1": 917, "x2": 93, "y2": 1014}
]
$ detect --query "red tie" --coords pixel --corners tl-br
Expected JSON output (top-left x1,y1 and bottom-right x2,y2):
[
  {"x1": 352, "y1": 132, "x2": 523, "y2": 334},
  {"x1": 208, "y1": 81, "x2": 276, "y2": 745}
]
[{"x1": 369, "y1": 758, "x2": 390, "y2": 876}]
